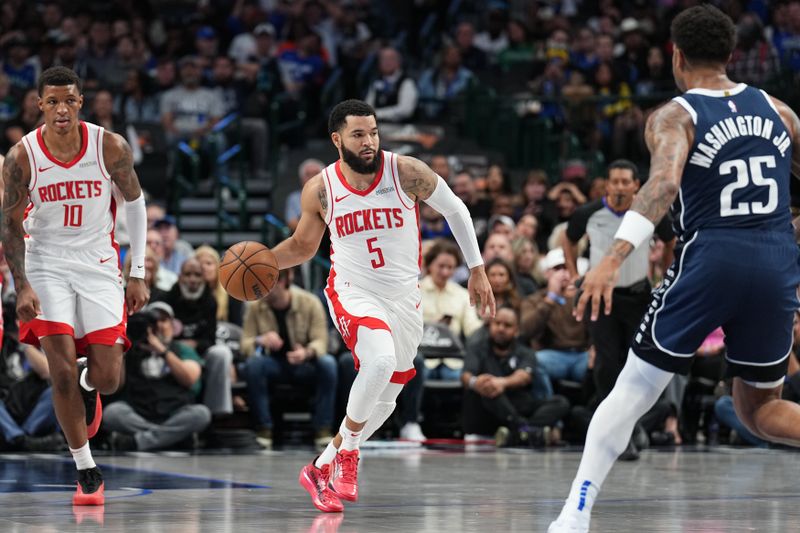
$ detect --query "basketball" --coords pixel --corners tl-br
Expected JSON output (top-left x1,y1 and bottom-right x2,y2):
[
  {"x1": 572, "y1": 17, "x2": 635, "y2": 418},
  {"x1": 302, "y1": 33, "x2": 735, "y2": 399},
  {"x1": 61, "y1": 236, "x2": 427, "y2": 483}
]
[{"x1": 219, "y1": 241, "x2": 279, "y2": 302}]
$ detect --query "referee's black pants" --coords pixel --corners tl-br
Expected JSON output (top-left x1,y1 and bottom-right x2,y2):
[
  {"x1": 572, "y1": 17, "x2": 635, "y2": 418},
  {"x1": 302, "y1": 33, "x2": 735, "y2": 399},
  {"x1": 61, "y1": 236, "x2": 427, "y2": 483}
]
[{"x1": 589, "y1": 281, "x2": 651, "y2": 401}]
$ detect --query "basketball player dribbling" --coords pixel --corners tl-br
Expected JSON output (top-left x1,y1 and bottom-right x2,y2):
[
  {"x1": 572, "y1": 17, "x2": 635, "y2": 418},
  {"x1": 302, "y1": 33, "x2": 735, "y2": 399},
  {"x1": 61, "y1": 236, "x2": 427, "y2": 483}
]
[
  {"x1": 269, "y1": 99, "x2": 495, "y2": 512},
  {"x1": 549, "y1": 6, "x2": 800, "y2": 532},
  {"x1": 1, "y1": 67, "x2": 149, "y2": 505}
]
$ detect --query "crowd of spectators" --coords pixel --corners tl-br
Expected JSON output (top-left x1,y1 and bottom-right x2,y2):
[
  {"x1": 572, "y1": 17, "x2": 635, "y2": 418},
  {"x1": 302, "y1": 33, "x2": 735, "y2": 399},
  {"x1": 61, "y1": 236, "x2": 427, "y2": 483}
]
[{"x1": 2, "y1": 1, "x2": 800, "y2": 452}]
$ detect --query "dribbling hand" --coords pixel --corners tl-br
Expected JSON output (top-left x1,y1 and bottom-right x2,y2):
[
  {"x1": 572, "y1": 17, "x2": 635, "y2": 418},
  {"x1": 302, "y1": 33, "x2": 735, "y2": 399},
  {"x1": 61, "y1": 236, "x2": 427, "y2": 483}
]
[
  {"x1": 468, "y1": 266, "x2": 496, "y2": 319},
  {"x1": 16, "y1": 285, "x2": 42, "y2": 322}
]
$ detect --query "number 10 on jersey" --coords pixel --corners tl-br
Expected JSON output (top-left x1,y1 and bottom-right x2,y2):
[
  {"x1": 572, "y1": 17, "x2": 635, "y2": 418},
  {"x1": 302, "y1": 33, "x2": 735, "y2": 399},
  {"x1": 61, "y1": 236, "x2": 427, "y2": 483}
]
[
  {"x1": 63, "y1": 204, "x2": 83, "y2": 227},
  {"x1": 367, "y1": 237, "x2": 385, "y2": 269}
]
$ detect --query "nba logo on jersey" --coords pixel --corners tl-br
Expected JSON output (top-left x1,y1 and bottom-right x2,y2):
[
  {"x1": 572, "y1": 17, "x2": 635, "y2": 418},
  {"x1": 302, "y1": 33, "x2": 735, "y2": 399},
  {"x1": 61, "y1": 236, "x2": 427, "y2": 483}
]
[{"x1": 727, "y1": 100, "x2": 737, "y2": 113}]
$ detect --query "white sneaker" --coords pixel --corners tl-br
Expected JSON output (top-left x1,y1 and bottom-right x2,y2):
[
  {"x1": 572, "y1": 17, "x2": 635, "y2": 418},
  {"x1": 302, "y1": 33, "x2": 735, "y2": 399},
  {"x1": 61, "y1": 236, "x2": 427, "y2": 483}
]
[
  {"x1": 399, "y1": 422, "x2": 426, "y2": 442},
  {"x1": 548, "y1": 509, "x2": 590, "y2": 532}
]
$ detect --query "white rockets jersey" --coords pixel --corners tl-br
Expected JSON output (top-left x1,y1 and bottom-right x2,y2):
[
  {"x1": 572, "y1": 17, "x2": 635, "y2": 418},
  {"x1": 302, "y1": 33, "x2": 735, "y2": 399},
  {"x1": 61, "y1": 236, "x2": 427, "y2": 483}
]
[
  {"x1": 21, "y1": 121, "x2": 120, "y2": 250},
  {"x1": 323, "y1": 151, "x2": 421, "y2": 298}
]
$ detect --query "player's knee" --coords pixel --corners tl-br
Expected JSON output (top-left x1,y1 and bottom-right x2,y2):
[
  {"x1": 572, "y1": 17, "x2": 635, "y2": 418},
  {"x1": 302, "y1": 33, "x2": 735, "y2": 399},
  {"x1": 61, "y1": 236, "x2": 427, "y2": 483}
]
[
  {"x1": 366, "y1": 352, "x2": 397, "y2": 382},
  {"x1": 51, "y1": 367, "x2": 78, "y2": 396},
  {"x1": 89, "y1": 365, "x2": 120, "y2": 395}
]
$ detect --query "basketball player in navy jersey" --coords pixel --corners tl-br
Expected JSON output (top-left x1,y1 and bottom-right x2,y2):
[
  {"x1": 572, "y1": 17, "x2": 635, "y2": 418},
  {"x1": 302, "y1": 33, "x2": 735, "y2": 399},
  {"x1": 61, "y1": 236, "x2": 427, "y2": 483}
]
[
  {"x1": 550, "y1": 6, "x2": 800, "y2": 532},
  {"x1": 2, "y1": 67, "x2": 149, "y2": 505}
]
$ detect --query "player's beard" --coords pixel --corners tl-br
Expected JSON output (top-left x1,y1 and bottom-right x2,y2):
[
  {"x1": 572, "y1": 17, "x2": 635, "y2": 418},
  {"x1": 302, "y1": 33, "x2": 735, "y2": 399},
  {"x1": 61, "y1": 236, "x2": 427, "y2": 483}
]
[
  {"x1": 342, "y1": 145, "x2": 381, "y2": 174},
  {"x1": 179, "y1": 282, "x2": 206, "y2": 301}
]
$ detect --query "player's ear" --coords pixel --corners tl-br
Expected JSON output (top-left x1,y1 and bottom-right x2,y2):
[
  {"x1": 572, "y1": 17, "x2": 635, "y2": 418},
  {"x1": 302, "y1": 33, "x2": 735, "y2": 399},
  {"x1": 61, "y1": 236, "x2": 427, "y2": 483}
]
[{"x1": 331, "y1": 131, "x2": 341, "y2": 150}]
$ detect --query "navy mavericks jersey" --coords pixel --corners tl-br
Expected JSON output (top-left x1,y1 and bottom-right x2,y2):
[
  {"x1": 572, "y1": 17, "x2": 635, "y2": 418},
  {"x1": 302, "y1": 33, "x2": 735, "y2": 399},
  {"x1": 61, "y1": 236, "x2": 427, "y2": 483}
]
[{"x1": 671, "y1": 84, "x2": 793, "y2": 238}]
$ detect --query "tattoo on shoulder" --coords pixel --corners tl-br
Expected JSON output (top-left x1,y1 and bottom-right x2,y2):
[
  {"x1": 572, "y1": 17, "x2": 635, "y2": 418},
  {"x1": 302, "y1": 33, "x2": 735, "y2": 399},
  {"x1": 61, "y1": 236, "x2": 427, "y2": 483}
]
[
  {"x1": 106, "y1": 135, "x2": 141, "y2": 199},
  {"x1": 318, "y1": 184, "x2": 328, "y2": 218},
  {"x1": 399, "y1": 157, "x2": 436, "y2": 200}
]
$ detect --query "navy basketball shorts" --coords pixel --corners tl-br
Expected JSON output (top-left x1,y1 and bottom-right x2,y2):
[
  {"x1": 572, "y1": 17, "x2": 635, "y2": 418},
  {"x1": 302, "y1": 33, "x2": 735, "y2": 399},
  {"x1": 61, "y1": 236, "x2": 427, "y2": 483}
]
[{"x1": 633, "y1": 228, "x2": 800, "y2": 385}]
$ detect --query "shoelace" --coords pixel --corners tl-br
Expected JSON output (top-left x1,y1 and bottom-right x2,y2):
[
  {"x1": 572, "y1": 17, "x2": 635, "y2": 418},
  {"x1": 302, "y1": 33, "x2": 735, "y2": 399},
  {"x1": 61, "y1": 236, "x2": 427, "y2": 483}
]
[
  {"x1": 338, "y1": 453, "x2": 358, "y2": 484},
  {"x1": 313, "y1": 469, "x2": 337, "y2": 503}
]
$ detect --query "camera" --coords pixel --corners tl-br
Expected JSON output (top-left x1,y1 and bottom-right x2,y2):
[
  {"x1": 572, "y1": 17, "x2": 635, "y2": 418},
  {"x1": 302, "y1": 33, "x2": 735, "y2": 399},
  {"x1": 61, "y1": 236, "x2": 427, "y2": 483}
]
[{"x1": 127, "y1": 310, "x2": 158, "y2": 344}]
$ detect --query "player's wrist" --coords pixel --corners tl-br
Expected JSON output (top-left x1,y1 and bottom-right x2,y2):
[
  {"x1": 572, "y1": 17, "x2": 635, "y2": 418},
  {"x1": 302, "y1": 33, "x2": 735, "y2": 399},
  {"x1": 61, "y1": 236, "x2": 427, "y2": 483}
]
[{"x1": 128, "y1": 254, "x2": 146, "y2": 279}]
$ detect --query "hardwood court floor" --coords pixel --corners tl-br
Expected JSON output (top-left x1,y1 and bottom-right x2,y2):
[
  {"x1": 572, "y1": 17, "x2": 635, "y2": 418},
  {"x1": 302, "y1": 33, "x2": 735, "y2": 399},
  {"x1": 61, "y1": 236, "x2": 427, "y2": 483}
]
[{"x1": 0, "y1": 444, "x2": 797, "y2": 532}]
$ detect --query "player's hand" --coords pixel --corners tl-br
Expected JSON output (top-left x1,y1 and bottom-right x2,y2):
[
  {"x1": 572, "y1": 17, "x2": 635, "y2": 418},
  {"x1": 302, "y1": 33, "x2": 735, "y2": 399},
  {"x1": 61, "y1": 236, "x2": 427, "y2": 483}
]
[
  {"x1": 574, "y1": 255, "x2": 621, "y2": 322},
  {"x1": 16, "y1": 284, "x2": 42, "y2": 322},
  {"x1": 468, "y1": 266, "x2": 496, "y2": 319},
  {"x1": 126, "y1": 278, "x2": 150, "y2": 315}
]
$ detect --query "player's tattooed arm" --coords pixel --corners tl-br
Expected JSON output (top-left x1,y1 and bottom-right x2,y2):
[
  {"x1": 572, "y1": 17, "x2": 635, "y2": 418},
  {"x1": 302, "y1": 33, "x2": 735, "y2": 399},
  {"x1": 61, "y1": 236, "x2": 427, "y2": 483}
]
[
  {"x1": 397, "y1": 155, "x2": 437, "y2": 202},
  {"x1": 605, "y1": 101, "x2": 692, "y2": 262},
  {"x1": 317, "y1": 181, "x2": 328, "y2": 220},
  {"x1": 271, "y1": 174, "x2": 327, "y2": 270},
  {"x1": 1, "y1": 144, "x2": 31, "y2": 289},
  {"x1": 103, "y1": 132, "x2": 143, "y2": 201}
]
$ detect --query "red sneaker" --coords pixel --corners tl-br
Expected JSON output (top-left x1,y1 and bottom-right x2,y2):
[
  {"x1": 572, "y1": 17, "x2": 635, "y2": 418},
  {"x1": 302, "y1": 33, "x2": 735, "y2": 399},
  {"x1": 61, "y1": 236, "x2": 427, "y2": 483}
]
[
  {"x1": 329, "y1": 449, "x2": 359, "y2": 502},
  {"x1": 73, "y1": 467, "x2": 105, "y2": 506},
  {"x1": 299, "y1": 462, "x2": 344, "y2": 513}
]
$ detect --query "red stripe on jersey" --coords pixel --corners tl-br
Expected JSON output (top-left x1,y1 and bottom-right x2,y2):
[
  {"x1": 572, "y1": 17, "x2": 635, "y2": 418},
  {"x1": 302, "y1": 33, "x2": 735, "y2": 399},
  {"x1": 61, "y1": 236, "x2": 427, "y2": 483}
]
[
  {"x1": 19, "y1": 319, "x2": 75, "y2": 348},
  {"x1": 22, "y1": 135, "x2": 38, "y2": 191},
  {"x1": 323, "y1": 167, "x2": 335, "y2": 226},
  {"x1": 36, "y1": 121, "x2": 89, "y2": 169},
  {"x1": 96, "y1": 128, "x2": 110, "y2": 180},
  {"x1": 110, "y1": 196, "x2": 121, "y2": 269},
  {"x1": 335, "y1": 154, "x2": 384, "y2": 196},
  {"x1": 415, "y1": 204, "x2": 422, "y2": 269},
  {"x1": 390, "y1": 152, "x2": 414, "y2": 210},
  {"x1": 390, "y1": 367, "x2": 416, "y2": 385}
]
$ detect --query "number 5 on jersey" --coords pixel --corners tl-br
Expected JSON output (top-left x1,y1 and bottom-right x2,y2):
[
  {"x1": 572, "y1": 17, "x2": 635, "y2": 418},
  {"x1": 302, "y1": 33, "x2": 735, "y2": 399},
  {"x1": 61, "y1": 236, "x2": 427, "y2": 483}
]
[
  {"x1": 367, "y1": 237, "x2": 385, "y2": 269},
  {"x1": 63, "y1": 204, "x2": 83, "y2": 227}
]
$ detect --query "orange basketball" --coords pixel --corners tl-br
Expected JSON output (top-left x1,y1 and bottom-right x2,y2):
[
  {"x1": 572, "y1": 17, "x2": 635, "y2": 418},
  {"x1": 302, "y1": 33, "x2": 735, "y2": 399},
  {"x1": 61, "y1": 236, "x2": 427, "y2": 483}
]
[{"x1": 219, "y1": 241, "x2": 279, "y2": 302}]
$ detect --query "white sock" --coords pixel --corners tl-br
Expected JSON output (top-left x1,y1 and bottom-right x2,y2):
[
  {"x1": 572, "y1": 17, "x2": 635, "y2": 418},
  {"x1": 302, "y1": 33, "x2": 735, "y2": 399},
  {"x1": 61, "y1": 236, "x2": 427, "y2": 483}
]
[
  {"x1": 315, "y1": 442, "x2": 338, "y2": 468},
  {"x1": 339, "y1": 419, "x2": 363, "y2": 451},
  {"x1": 561, "y1": 352, "x2": 672, "y2": 517},
  {"x1": 79, "y1": 367, "x2": 95, "y2": 392},
  {"x1": 70, "y1": 441, "x2": 96, "y2": 470}
]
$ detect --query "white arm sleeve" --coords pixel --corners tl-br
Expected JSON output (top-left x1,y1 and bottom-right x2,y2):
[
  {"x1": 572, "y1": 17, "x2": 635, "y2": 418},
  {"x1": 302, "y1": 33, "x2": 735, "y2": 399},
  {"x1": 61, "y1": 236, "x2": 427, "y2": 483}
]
[
  {"x1": 423, "y1": 176, "x2": 483, "y2": 268},
  {"x1": 125, "y1": 193, "x2": 147, "y2": 279}
]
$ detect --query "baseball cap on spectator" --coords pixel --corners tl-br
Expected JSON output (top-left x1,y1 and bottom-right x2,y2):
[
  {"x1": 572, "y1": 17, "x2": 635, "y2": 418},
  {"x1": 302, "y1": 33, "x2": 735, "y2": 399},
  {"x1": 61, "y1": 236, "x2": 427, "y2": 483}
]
[
  {"x1": 620, "y1": 18, "x2": 641, "y2": 34},
  {"x1": 196, "y1": 26, "x2": 217, "y2": 40},
  {"x1": 542, "y1": 248, "x2": 566, "y2": 270},
  {"x1": 154, "y1": 215, "x2": 177, "y2": 228},
  {"x1": 145, "y1": 301, "x2": 175, "y2": 319},
  {"x1": 562, "y1": 159, "x2": 587, "y2": 182},
  {"x1": 488, "y1": 214, "x2": 516, "y2": 233},
  {"x1": 254, "y1": 23, "x2": 275, "y2": 37}
]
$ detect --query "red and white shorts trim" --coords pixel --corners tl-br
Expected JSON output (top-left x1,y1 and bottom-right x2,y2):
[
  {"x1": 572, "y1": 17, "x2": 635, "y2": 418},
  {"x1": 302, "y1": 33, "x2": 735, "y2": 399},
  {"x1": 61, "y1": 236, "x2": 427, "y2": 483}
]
[
  {"x1": 19, "y1": 244, "x2": 129, "y2": 353},
  {"x1": 325, "y1": 269, "x2": 422, "y2": 384}
]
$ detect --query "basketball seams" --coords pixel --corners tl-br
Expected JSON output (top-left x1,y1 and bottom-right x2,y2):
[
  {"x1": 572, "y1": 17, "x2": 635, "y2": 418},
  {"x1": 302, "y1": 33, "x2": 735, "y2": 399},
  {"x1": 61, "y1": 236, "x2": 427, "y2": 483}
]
[{"x1": 219, "y1": 241, "x2": 279, "y2": 301}]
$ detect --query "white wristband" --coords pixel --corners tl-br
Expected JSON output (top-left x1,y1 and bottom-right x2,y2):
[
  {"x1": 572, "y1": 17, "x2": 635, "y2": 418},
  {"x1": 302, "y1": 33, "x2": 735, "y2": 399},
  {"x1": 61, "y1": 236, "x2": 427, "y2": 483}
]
[
  {"x1": 129, "y1": 255, "x2": 146, "y2": 279},
  {"x1": 614, "y1": 210, "x2": 655, "y2": 249}
]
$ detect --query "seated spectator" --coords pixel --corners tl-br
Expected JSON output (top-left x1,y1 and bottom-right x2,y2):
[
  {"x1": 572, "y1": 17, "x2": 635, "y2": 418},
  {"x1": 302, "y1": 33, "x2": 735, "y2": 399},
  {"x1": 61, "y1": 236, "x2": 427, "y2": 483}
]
[
  {"x1": 115, "y1": 69, "x2": 160, "y2": 124},
  {"x1": 462, "y1": 306, "x2": 569, "y2": 446},
  {"x1": 518, "y1": 170, "x2": 558, "y2": 252},
  {"x1": 145, "y1": 230, "x2": 178, "y2": 293},
  {"x1": 4, "y1": 88, "x2": 42, "y2": 147},
  {"x1": 286, "y1": 159, "x2": 324, "y2": 232},
  {"x1": 364, "y1": 47, "x2": 418, "y2": 123},
  {"x1": 0, "y1": 339, "x2": 63, "y2": 452},
  {"x1": 153, "y1": 215, "x2": 194, "y2": 275},
  {"x1": 453, "y1": 21, "x2": 488, "y2": 73},
  {"x1": 160, "y1": 55, "x2": 225, "y2": 145},
  {"x1": 451, "y1": 170, "x2": 492, "y2": 237},
  {"x1": 519, "y1": 249, "x2": 590, "y2": 397},
  {"x1": 485, "y1": 257, "x2": 521, "y2": 312},
  {"x1": 420, "y1": 240, "x2": 482, "y2": 382},
  {"x1": 420, "y1": 203, "x2": 453, "y2": 240},
  {"x1": 241, "y1": 269, "x2": 336, "y2": 450},
  {"x1": 511, "y1": 236, "x2": 540, "y2": 296},
  {"x1": 158, "y1": 258, "x2": 234, "y2": 418},
  {"x1": 728, "y1": 13, "x2": 780, "y2": 87},
  {"x1": 104, "y1": 304, "x2": 211, "y2": 451},
  {"x1": 194, "y1": 245, "x2": 244, "y2": 326},
  {"x1": 482, "y1": 232, "x2": 514, "y2": 264},
  {"x1": 417, "y1": 45, "x2": 474, "y2": 119}
]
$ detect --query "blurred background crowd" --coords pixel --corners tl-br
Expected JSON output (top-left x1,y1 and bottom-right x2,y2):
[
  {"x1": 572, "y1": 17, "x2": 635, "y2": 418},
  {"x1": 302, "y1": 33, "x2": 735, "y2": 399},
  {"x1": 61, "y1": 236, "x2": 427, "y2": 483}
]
[{"x1": 1, "y1": 0, "x2": 800, "y2": 454}]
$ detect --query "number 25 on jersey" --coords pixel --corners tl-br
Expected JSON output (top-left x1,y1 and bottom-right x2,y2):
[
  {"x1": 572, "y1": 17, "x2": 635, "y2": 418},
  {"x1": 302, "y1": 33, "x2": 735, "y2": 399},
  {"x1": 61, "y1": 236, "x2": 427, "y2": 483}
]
[{"x1": 719, "y1": 155, "x2": 778, "y2": 217}]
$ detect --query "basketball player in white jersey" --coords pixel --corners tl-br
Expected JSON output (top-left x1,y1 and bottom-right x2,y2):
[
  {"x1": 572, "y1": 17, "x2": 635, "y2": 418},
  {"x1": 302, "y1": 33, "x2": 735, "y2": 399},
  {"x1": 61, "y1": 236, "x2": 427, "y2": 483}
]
[
  {"x1": 1, "y1": 67, "x2": 149, "y2": 505},
  {"x1": 270, "y1": 99, "x2": 495, "y2": 512}
]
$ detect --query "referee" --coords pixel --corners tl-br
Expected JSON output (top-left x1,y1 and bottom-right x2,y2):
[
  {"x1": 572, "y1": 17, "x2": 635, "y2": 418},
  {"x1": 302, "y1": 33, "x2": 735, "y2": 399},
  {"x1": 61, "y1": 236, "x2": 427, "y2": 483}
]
[{"x1": 562, "y1": 160, "x2": 675, "y2": 401}]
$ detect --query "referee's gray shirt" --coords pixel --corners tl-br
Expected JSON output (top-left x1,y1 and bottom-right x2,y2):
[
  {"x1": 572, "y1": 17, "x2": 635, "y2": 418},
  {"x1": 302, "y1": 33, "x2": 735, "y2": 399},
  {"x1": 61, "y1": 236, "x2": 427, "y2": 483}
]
[{"x1": 566, "y1": 198, "x2": 674, "y2": 288}]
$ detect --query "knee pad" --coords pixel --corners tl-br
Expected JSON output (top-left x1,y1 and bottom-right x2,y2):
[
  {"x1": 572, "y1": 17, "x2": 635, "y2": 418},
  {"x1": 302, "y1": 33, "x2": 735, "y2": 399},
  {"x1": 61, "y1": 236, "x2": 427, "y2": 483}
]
[{"x1": 360, "y1": 401, "x2": 397, "y2": 443}]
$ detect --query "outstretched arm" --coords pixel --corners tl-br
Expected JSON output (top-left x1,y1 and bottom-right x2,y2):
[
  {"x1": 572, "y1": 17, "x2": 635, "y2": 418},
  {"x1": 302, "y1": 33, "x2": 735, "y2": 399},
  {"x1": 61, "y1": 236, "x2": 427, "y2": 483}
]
[
  {"x1": 2, "y1": 144, "x2": 41, "y2": 321},
  {"x1": 397, "y1": 155, "x2": 495, "y2": 318},
  {"x1": 104, "y1": 131, "x2": 149, "y2": 313},
  {"x1": 576, "y1": 102, "x2": 692, "y2": 321},
  {"x1": 271, "y1": 174, "x2": 327, "y2": 270},
  {"x1": 771, "y1": 96, "x2": 800, "y2": 240}
]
